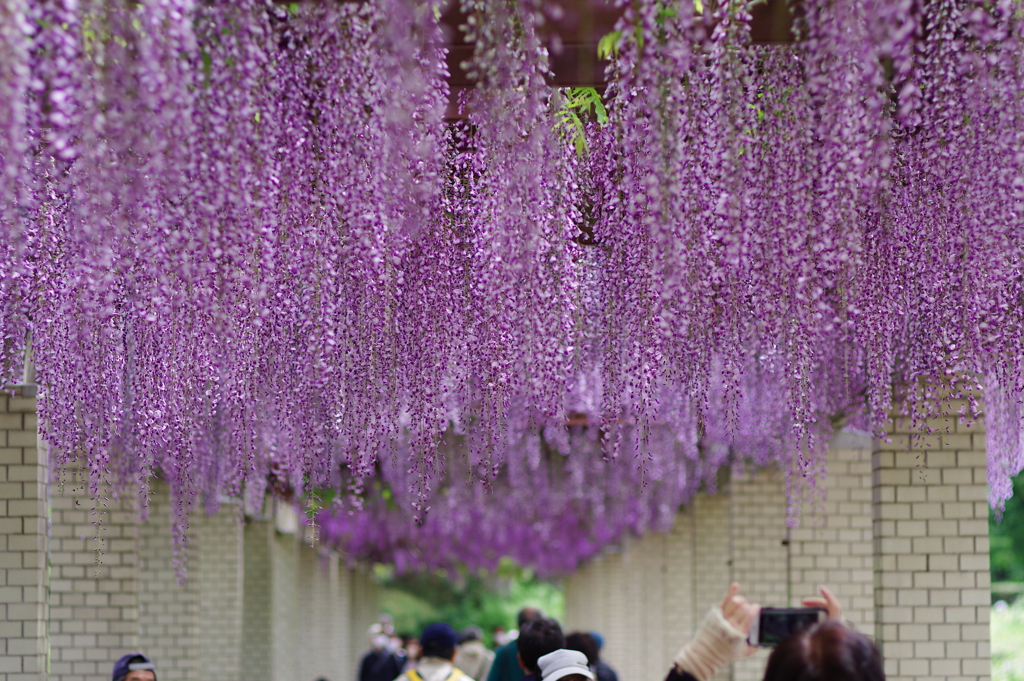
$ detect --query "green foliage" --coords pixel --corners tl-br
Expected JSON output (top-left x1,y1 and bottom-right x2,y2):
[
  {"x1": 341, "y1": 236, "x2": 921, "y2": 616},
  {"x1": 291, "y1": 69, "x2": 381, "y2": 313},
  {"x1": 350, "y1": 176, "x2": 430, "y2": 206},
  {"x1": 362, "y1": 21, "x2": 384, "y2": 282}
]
[
  {"x1": 555, "y1": 87, "x2": 607, "y2": 157},
  {"x1": 597, "y1": 31, "x2": 622, "y2": 61},
  {"x1": 376, "y1": 558, "x2": 564, "y2": 646},
  {"x1": 991, "y1": 474, "x2": 1024, "y2": 582}
]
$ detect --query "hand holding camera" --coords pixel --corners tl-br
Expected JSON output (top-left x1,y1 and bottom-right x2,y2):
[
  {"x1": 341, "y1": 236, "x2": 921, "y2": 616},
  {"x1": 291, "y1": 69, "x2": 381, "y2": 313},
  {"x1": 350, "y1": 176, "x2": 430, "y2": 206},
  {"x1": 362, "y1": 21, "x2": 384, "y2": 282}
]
[{"x1": 672, "y1": 584, "x2": 844, "y2": 681}]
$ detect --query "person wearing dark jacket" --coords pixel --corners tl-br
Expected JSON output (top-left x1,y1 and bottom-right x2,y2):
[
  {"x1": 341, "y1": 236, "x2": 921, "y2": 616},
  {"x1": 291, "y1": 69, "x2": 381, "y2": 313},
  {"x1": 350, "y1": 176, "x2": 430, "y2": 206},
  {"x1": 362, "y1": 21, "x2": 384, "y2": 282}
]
[
  {"x1": 487, "y1": 608, "x2": 543, "y2": 681},
  {"x1": 666, "y1": 584, "x2": 883, "y2": 681},
  {"x1": 360, "y1": 625, "x2": 405, "y2": 681},
  {"x1": 515, "y1": 618, "x2": 566, "y2": 681},
  {"x1": 564, "y1": 633, "x2": 617, "y2": 681}
]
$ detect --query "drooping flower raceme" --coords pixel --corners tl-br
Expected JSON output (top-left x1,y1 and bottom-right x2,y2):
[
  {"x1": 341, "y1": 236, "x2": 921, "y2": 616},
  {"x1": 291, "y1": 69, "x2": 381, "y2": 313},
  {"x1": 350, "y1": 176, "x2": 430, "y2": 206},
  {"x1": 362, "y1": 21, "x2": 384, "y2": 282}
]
[{"x1": 2, "y1": 0, "x2": 1023, "y2": 573}]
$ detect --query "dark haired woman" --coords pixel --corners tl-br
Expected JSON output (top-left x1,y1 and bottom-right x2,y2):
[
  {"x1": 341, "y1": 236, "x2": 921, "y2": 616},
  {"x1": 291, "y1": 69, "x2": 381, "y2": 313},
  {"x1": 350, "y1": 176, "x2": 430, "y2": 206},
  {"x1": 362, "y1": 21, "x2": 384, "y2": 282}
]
[{"x1": 667, "y1": 583, "x2": 884, "y2": 681}]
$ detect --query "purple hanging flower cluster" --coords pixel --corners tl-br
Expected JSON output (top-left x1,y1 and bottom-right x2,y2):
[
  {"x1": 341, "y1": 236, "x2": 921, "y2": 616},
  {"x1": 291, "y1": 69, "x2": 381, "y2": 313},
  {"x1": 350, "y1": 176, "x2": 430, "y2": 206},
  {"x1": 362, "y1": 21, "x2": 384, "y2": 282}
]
[{"x1": 2, "y1": 0, "x2": 1024, "y2": 571}]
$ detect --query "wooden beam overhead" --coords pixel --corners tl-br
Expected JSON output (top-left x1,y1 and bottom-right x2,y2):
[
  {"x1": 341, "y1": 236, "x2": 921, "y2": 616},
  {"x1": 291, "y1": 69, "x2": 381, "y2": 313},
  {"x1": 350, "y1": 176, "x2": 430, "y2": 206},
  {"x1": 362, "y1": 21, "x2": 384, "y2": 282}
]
[{"x1": 274, "y1": 0, "x2": 796, "y2": 117}]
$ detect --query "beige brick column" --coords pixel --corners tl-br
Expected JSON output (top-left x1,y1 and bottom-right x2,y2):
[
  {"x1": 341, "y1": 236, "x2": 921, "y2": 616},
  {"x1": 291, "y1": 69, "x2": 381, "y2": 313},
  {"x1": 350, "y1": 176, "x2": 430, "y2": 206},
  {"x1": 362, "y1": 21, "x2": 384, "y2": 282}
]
[
  {"x1": 729, "y1": 469, "x2": 787, "y2": 681},
  {"x1": 333, "y1": 554, "x2": 355, "y2": 678},
  {"x1": 49, "y1": 469, "x2": 139, "y2": 681},
  {"x1": 691, "y1": 489, "x2": 732, "y2": 681},
  {"x1": 138, "y1": 483, "x2": 200, "y2": 681},
  {"x1": 0, "y1": 388, "x2": 47, "y2": 681},
  {"x1": 661, "y1": 511, "x2": 694, "y2": 672},
  {"x1": 873, "y1": 415, "x2": 991, "y2": 681},
  {"x1": 270, "y1": 530, "x2": 300, "y2": 681},
  {"x1": 789, "y1": 431, "x2": 875, "y2": 633},
  {"x1": 349, "y1": 566, "x2": 381, "y2": 663},
  {"x1": 562, "y1": 493, "x2": 729, "y2": 681},
  {"x1": 241, "y1": 518, "x2": 274, "y2": 681},
  {"x1": 197, "y1": 502, "x2": 243, "y2": 680}
]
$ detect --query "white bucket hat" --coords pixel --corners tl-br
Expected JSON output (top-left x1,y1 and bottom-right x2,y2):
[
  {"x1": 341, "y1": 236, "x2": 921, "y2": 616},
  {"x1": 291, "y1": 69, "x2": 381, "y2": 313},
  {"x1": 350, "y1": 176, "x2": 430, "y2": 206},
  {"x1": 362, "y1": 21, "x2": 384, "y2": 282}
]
[{"x1": 537, "y1": 650, "x2": 596, "y2": 681}]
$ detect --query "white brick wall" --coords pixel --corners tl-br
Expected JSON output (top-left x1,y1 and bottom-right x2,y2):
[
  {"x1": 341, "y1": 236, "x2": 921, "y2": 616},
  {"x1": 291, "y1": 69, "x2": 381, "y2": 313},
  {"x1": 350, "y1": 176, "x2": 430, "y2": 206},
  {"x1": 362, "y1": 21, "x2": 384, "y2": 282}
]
[
  {"x1": 730, "y1": 468, "x2": 788, "y2": 681},
  {"x1": 46, "y1": 481, "x2": 376, "y2": 681},
  {"x1": 563, "y1": 494, "x2": 733, "y2": 681},
  {"x1": 239, "y1": 504, "x2": 381, "y2": 681},
  {"x1": 691, "y1": 489, "x2": 732, "y2": 681},
  {"x1": 242, "y1": 518, "x2": 274, "y2": 681},
  {"x1": 0, "y1": 393, "x2": 994, "y2": 681},
  {"x1": 874, "y1": 410, "x2": 991, "y2": 681},
  {"x1": 138, "y1": 484, "x2": 200, "y2": 681},
  {"x1": 0, "y1": 389, "x2": 47, "y2": 681},
  {"x1": 49, "y1": 467, "x2": 139, "y2": 681},
  {"x1": 789, "y1": 434, "x2": 875, "y2": 634},
  {"x1": 198, "y1": 502, "x2": 243, "y2": 680},
  {"x1": 564, "y1": 426, "x2": 986, "y2": 681}
]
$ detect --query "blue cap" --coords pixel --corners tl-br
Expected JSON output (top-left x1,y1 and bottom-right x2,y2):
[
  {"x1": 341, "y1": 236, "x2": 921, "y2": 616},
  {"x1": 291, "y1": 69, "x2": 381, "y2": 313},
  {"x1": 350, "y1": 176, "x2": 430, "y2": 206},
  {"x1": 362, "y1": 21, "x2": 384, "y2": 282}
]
[
  {"x1": 420, "y1": 623, "x2": 458, "y2": 656},
  {"x1": 113, "y1": 654, "x2": 156, "y2": 681},
  {"x1": 589, "y1": 632, "x2": 604, "y2": 650}
]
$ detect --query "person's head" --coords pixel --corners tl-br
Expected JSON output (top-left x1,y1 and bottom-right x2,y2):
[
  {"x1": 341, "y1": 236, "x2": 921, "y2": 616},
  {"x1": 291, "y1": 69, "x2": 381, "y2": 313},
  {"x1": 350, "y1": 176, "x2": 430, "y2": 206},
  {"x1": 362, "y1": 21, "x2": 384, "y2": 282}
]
[
  {"x1": 537, "y1": 649, "x2": 595, "y2": 681},
  {"x1": 403, "y1": 636, "x2": 422, "y2": 661},
  {"x1": 564, "y1": 633, "x2": 599, "y2": 667},
  {"x1": 459, "y1": 626, "x2": 484, "y2": 645},
  {"x1": 517, "y1": 618, "x2": 566, "y2": 675},
  {"x1": 368, "y1": 623, "x2": 390, "y2": 651},
  {"x1": 420, "y1": 623, "x2": 459, "y2": 661},
  {"x1": 112, "y1": 654, "x2": 156, "y2": 681},
  {"x1": 763, "y1": 621, "x2": 884, "y2": 681},
  {"x1": 518, "y1": 607, "x2": 544, "y2": 629}
]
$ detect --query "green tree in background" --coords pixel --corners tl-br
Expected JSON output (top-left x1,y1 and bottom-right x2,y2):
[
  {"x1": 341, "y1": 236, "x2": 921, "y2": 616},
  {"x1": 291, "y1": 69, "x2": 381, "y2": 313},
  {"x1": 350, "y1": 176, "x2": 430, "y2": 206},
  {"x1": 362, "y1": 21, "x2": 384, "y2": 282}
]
[
  {"x1": 376, "y1": 559, "x2": 564, "y2": 645},
  {"x1": 992, "y1": 473, "x2": 1024, "y2": 584}
]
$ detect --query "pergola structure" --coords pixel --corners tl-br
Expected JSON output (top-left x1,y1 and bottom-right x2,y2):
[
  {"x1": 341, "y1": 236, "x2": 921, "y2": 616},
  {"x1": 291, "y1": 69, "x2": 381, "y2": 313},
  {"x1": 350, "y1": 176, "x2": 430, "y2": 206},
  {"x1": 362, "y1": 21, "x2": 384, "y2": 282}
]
[{"x1": 0, "y1": 1, "x2": 1015, "y2": 679}]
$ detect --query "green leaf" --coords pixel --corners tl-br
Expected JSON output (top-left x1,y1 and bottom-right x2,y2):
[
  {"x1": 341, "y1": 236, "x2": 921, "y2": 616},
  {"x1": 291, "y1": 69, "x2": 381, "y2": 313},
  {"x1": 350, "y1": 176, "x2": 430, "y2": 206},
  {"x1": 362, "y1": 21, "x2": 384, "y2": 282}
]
[
  {"x1": 597, "y1": 30, "x2": 622, "y2": 60},
  {"x1": 200, "y1": 50, "x2": 213, "y2": 87}
]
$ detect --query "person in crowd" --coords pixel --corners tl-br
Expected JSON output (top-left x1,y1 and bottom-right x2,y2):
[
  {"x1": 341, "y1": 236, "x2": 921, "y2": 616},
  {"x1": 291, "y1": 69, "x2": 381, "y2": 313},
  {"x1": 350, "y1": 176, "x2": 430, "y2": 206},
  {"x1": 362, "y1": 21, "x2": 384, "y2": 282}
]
[
  {"x1": 397, "y1": 623, "x2": 475, "y2": 681},
  {"x1": 667, "y1": 583, "x2": 884, "y2": 681},
  {"x1": 493, "y1": 626, "x2": 510, "y2": 648},
  {"x1": 537, "y1": 649, "x2": 594, "y2": 681},
  {"x1": 487, "y1": 607, "x2": 543, "y2": 681},
  {"x1": 454, "y1": 626, "x2": 495, "y2": 681},
  {"x1": 586, "y1": 633, "x2": 618, "y2": 681},
  {"x1": 564, "y1": 633, "x2": 617, "y2": 681},
  {"x1": 401, "y1": 636, "x2": 423, "y2": 674},
  {"x1": 112, "y1": 653, "x2": 157, "y2": 681},
  {"x1": 515, "y1": 618, "x2": 566, "y2": 681},
  {"x1": 360, "y1": 623, "x2": 406, "y2": 681}
]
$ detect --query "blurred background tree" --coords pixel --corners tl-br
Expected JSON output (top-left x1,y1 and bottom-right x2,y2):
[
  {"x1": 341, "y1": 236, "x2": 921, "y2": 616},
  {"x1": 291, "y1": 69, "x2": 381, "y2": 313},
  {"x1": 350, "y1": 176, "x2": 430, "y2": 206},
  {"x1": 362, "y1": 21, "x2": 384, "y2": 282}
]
[
  {"x1": 992, "y1": 474, "x2": 1024, "y2": 586},
  {"x1": 990, "y1": 473, "x2": 1024, "y2": 681},
  {"x1": 375, "y1": 558, "x2": 564, "y2": 645}
]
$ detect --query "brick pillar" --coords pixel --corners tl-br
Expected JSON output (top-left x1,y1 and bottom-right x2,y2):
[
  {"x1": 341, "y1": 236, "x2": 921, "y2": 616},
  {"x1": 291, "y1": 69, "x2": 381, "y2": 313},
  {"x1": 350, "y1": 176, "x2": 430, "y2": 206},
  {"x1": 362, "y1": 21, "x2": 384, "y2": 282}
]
[
  {"x1": 729, "y1": 469, "x2": 787, "y2": 681},
  {"x1": 788, "y1": 432, "x2": 875, "y2": 634},
  {"x1": 691, "y1": 490, "x2": 732, "y2": 681},
  {"x1": 138, "y1": 482, "x2": 200, "y2": 681},
  {"x1": 661, "y1": 512, "x2": 694, "y2": 672},
  {"x1": 270, "y1": 530, "x2": 300, "y2": 681},
  {"x1": 333, "y1": 554, "x2": 355, "y2": 679},
  {"x1": 197, "y1": 502, "x2": 243, "y2": 680},
  {"x1": 241, "y1": 518, "x2": 273, "y2": 681},
  {"x1": 349, "y1": 567, "x2": 380, "y2": 665},
  {"x1": 0, "y1": 388, "x2": 47, "y2": 681},
  {"x1": 873, "y1": 413, "x2": 991, "y2": 681},
  {"x1": 48, "y1": 469, "x2": 139, "y2": 681}
]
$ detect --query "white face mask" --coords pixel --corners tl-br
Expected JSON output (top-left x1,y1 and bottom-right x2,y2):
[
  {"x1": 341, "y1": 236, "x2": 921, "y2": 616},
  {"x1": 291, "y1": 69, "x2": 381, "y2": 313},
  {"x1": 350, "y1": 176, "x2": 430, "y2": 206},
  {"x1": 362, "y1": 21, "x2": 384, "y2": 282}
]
[
  {"x1": 373, "y1": 634, "x2": 391, "y2": 651},
  {"x1": 386, "y1": 637, "x2": 401, "y2": 652}
]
